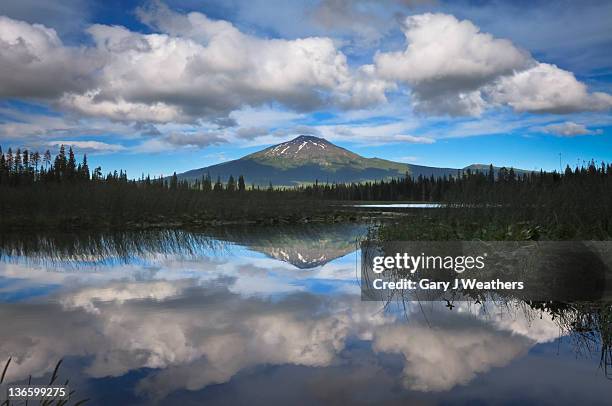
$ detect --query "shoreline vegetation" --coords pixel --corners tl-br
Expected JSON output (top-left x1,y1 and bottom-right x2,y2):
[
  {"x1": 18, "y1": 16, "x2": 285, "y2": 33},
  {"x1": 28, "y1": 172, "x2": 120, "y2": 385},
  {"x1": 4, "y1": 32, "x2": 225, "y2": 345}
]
[{"x1": 1, "y1": 145, "x2": 611, "y2": 239}]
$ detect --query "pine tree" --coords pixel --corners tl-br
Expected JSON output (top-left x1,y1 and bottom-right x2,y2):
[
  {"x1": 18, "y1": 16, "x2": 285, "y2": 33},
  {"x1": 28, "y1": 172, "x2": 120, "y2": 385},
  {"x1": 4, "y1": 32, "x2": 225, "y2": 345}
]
[
  {"x1": 55, "y1": 145, "x2": 67, "y2": 180},
  {"x1": 202, "y1": 173, "x2": 212, "y2": 192},
  {"x1": 0, "y1": 147, "x2": 5, "y2": 185},
  {"x1": 170, "y1": 172, "x2": 178, "y2": 190},
  {"x1": 508, "y1": 167, "x2": 516, "y2": 182},
  {"x1": 213, "y1": 176, "x2": 223, "y2": 192},
  {"x1": 238, "y1": 175, "x2": 246, "y2": 192},
  {"x1": 14, "y1": 148, "x2": 22, "y2": 174},
  {"x1": 227, "y1": 175, "x2": 236, "y2": 192},
  {"x1": 22, "y1": 150, "x2": 29, "y2": 172},
  {"x1": 32, "y1": 151, "x2": 40, "y2": 176},
  {"x1": 43, "y1": 150, "x2": 51, "y2": 170},
  {"x1": 93, "y1": 166, "x2": 102, "y2": 180},
  {"x1": 67, "y1": 147, "x2": 77, "y2": 179},
  {"x1": 81, "y1": 154, "x2": 90, "y2": 180}
]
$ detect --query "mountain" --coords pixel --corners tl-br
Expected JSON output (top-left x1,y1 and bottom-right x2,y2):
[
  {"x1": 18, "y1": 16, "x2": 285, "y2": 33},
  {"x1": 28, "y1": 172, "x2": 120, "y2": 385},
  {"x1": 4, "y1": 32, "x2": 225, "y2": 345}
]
[
  {"x1": 176, "y1": 135, "x2": 514, "y2": 186},
  {"x1": 205, "y1": 223, "x2": 368, "y2": 268}
]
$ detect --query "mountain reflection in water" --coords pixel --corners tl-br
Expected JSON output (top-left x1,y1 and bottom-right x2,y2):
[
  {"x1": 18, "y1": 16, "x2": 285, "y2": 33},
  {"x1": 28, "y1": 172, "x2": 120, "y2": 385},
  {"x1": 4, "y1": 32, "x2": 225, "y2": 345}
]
[{"x1": 0, "y1": 223, "x2": 610, "y2": 405}]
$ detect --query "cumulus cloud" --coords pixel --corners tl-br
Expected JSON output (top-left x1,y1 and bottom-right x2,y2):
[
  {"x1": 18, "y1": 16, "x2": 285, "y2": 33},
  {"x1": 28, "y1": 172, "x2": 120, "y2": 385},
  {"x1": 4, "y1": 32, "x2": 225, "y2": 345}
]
[
  {"x1": 0, "y1": 280, "x2": 387, "y2": 398},
  {"x1": 70, "y1": 1, "x2": 387, "y2": 123},
  {"x1": 374, "y1": 13, "x2": 612, "y2": 116},
  {"x1": 0, "y1": 236, "x2": 565, "y2": 400},
  {"x1": 536, "y1": 121, "x2": 603, "y2": 137},
  {"x1": 375, "y1": 13, "x2": 531, "y2": 115},
  {"x1": 488, "y1": 63, "x2": 612, "y2": 114},
  {"x1": 376, "y1": 13, "x2": 530, "y2": 89},
  {"x1": 1, "y1": 2, "x2": 610, "y2": 146},
  {"x1": 0, "y1": 1, "x2": 390, "y2": 140},
  {"x1": 373, "y1": 321, "x2": 531, "y2": 391},
  {"x1": 0, "y1": 277, "x2": 563, "y2": 400},
  {"x1": 0, "y1": 15, "x2": 99, "y2": 99}
]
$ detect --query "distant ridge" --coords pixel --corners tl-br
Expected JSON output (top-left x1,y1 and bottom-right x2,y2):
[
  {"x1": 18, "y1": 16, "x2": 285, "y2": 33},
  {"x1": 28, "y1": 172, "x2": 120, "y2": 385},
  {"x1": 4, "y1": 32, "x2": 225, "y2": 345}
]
[{"x1": 177, "y1": 135, "x2": 524, "y2": 186}]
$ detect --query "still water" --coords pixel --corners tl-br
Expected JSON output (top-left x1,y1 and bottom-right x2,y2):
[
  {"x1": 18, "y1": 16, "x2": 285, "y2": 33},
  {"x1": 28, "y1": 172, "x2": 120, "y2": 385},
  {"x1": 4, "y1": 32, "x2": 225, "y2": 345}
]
[
  {"x1": 352, "y1": 203, "x2": 442, "y2": 208},
  {"x1": 0, "y1": 224, "x2": 610, "y2": 405}
]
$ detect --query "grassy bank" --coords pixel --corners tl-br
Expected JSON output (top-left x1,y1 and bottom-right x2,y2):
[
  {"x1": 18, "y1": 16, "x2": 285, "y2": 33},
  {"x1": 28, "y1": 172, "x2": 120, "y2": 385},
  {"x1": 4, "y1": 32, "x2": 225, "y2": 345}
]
[
  {"x1": 377, "y1": 202, "x2": 612, "y2": 242},
  {"x1": 0, "y1": 183, "x2": 371, "y2": 230}
]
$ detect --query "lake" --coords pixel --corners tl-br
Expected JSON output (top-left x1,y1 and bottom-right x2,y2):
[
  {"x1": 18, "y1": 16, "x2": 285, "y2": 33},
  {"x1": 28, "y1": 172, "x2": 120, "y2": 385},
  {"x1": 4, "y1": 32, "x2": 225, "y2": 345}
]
[
  {"x1": 352, "y1": 203, "x2": 443, "y2": 208},
  {"x1": 0, "y1": 224, "x2": 610, "y2": 405}
]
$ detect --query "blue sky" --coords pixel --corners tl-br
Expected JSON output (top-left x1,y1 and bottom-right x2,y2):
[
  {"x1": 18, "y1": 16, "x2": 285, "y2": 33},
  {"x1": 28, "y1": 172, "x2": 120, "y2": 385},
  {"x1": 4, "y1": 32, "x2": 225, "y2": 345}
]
[{"x1": 0, "y1": 0, "x2": 611, "y2": 177}]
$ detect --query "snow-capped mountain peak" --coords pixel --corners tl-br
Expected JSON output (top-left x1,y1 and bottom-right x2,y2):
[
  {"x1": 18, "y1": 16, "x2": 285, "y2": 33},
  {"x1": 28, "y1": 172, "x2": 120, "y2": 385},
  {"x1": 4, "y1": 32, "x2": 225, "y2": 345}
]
[{"x1": 263, "y1": 135, "x2": 331, "y2": 157}]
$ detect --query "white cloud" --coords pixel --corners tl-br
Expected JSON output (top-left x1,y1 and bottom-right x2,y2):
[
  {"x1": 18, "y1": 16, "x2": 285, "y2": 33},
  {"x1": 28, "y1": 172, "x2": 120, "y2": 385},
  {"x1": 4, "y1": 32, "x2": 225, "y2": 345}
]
[
  {"x1": 375, "y1": 13, "x2": 531, "y2": 115},
  {"x1": 376, "y1": 13, "x2": 530, "y2": 88},
  {"x1": 391, "y1": 134, "x2": 435, "y2": 144},
  {"x1": 0, "y1": 15, "x2": 99, "y2": 99},
  {"x1": 373, "y1": 322, "x2": 531, "y2": 391},
  {"x1": 0, "y1": 3, "x2": 389, "y2": 127},
  {"x1": 0, "y1": 247, "x2": 565, "y2": 399},
  {"x1": 0, "y1": 2, "x2": 610, "y2": 147},
  {"x1": 47, "y1": 140, "x2": 126, "y2": 153},
  {"x1": 488, "y1": 63, "x2": 612, "y2": 113},
  {"x1": 374, "y1": 13, "x2": 612, "y2": 116},
  {"x1": 536, "y1": 121, "x2": 603, "y2": 137},
  {"x1": 0, "y1": 276, "x2": 563, "y2": 399},
  {"x1": 74, "y1": 2, "x2": 387, "y2": 122},
  {"x1": 59, "y1": 91, "x2": 185, "y2": 124}
]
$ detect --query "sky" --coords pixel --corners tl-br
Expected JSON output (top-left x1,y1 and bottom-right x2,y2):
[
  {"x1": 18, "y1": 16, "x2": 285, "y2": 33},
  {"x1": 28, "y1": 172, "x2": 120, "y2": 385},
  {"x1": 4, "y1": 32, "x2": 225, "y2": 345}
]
[{"x1": 0, "y1": 0, "x2": 611, "y2": 177}]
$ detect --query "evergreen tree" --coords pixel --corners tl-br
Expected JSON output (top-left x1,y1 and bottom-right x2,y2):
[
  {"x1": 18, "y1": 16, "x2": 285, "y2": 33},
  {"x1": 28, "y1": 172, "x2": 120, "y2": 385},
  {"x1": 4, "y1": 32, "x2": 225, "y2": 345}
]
[
  {"x1": 43, "y1": 150, "x2": 51, "y2": 170},
  {"x1": 202, "y1": 173, "x2": 212, "y2": 192},
  {"x1": 22, "y1": 150, "x2": 29, "y2": 172},
  {"x1": 213, "y1": 176, "x2": 223, "y2": 192},
  {"x1": 67, "y1": 147, "x2": 77, "y2": 179},
  {"x1": 170, "y1": 172, "x2": 178, "y2": 190},
  {"x1": 32, "y1": 151, "x2": 40, "y2": 175},
  {"x1": 81, "y1": 154, "x2": 90, "y2": 180},
  {"x1": 488, "y1": 164, "x2": 495, "y2": 184},
  {"x1": 92, "y1": 166, "x2": 102, "y2": 180},
  {"x1": 238, "y1": 175, "x2": 246, "y2": 192},
  {"x1": 0, "y1": 147, "x2": 5, "y2": 185},
  {"x1": 55, "y1": 145, "x2": 67, "y2": 180},
  {"x1": 14, "y1": 148, "x2": 22, "y2": 174},
  {"x1": 227, "y1": 175, "x2": 236, "y2": 192},
  {"x1": 5, "y1": 148, "x2": 13, "y2": 177}
]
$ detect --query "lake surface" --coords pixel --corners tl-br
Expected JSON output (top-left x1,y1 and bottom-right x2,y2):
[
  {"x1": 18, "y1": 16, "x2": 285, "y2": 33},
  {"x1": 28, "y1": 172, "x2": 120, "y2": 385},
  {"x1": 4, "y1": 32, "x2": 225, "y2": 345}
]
[
  {"x1": 0, "y1": 224, "x2": 610, "y2": 405},
  {"x1": 352, "y1": 203, "x2": 443, "y2": 208}
]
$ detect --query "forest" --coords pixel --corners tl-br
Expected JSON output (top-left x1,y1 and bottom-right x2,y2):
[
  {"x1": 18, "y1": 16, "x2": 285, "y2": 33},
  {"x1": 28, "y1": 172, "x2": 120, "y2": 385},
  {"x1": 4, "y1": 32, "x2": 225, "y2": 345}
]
[{"x1": 1, "y1": 145, "x2": 611, "y2": 237}]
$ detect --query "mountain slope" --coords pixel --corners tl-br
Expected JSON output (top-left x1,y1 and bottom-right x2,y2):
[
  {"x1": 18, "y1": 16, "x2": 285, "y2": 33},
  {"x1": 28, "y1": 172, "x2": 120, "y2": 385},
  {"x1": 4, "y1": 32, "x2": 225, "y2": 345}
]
[{"x1": 176, "y1": 135, "x2": 510, "y2": 186}]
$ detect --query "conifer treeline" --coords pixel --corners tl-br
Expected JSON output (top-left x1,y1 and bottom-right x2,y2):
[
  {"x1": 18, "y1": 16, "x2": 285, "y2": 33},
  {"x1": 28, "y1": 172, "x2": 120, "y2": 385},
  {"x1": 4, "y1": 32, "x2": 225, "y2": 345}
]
[
  {"x1": 0, "y1": 145, "x2": 107, "y2": 185},
  {"x1": 1, "y1": 145, "x2": 611, "y2": 231},
  {"x1": 3, "y1": 145, "x2": 612, "y2": 206}
]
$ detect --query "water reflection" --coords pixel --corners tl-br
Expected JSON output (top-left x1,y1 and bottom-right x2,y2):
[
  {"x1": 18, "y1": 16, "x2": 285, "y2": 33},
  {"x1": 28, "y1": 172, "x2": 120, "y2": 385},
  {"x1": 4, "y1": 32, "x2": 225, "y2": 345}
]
[
  {"x1": 0, "y1": 224, "x2": 610, "y2": 405},
  {"x1": 0, "y1": 223, "x2": 368, "y2": 269}
]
